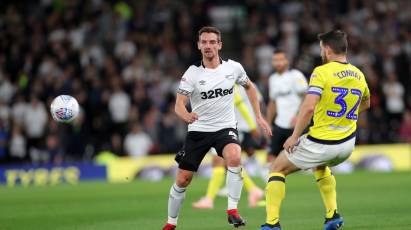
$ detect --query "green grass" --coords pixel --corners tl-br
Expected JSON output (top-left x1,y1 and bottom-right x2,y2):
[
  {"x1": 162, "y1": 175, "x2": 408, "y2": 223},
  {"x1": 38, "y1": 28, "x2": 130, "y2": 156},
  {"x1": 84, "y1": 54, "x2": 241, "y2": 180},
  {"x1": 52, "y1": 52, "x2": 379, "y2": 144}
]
[{"x1": 0, "y1": 171, "x2": 410, "y2": 230}]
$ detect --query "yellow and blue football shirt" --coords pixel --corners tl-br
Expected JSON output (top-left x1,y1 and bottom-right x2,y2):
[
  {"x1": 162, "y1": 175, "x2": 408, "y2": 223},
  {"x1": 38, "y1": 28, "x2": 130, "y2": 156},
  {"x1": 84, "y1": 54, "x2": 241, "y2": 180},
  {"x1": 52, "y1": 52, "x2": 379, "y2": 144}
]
[{"x1": 307, "y1": 61, "x2": 370, "y2": 141}]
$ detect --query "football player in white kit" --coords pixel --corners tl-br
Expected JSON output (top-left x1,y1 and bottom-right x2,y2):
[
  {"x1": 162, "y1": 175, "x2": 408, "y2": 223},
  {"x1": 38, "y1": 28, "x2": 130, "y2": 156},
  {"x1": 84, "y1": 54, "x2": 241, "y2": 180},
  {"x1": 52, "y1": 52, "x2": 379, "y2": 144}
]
[
  {"x1": 266, "y1": 50, "x2": 308, "y2": 167},
  {"x1": 162, "y1": 26, "x2": 272, "y2": 230},
  {"x1": 191, "y1": 85, "x2": 264, "y2": 210}
]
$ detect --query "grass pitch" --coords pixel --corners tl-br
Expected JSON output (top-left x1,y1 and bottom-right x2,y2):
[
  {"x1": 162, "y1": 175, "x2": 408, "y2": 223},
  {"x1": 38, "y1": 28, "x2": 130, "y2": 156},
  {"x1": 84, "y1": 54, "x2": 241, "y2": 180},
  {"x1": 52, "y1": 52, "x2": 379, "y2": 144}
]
[{"x1": 0, "y1": 171, "x2": 410, "y2": 230}]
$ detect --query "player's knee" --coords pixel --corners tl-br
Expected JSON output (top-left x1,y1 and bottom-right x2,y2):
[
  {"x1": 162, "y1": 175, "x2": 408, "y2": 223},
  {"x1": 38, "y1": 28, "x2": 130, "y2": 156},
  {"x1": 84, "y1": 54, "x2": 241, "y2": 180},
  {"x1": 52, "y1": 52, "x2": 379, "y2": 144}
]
[
  {"x1": 270, "y1": 163, "x2": 284, "y2": 174},
  {"x1": 225, "y1": 153, "x2": 241, "y2": 167},
  {"x1": 270, "y1": 161, "x2": 291, "y2": 175},
  {"x1": 222, "y1": 144, "x2": 241, "y2": 166},
  {"x1": 271, "y1": 163, "x2": 299, "y2": 176},
  {"x1": 176, "y1": 174, "x2": 192, "y2": 187},
  {"x1": 227, "y1": 158, "x2": 241, "y2": 167}
]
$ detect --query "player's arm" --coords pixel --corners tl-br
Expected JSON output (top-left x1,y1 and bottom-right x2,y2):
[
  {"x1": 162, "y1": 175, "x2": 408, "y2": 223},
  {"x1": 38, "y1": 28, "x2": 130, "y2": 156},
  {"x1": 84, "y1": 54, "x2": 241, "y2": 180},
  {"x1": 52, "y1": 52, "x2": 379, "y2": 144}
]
[
  {"x1": 359, "y1": 98, "x2": 370, "y2": 113},
  {"x1": 243, "y1": 81, "x2": 272, "y2": 136},
  {"x1": 292, "y1": 94, "x2": 319, "y2": 137},
  {"x1": 289, "y1": 68, "x2": 322, "y2": 138},
  {"x1": 175, "y1": 93, "x2": 198, "y2": 124},
  {"x1": 283, "y1": 94, "x2": 320, "y2": 153},
  {"x1": 266, "y1": 100, "x2": 276, "y2": 125},
  {"x1": 359, "y1": 84, "x2": 371, "y2": 113}
]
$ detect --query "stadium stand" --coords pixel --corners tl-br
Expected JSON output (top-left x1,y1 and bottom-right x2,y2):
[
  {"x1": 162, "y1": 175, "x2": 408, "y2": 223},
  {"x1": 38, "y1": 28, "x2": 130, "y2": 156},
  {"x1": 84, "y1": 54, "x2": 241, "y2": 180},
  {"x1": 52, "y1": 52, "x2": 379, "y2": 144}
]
[{"x1": 0, "y1": 0, "x2": 410, "y2": 164}]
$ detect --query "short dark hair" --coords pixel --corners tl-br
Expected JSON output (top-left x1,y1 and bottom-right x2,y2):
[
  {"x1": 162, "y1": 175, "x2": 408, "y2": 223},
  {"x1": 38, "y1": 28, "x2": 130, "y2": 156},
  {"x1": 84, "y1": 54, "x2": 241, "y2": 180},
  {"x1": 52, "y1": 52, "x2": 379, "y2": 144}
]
[
  {"x1": 317, "y1": 30, "x2": 347, "y2": 54},
  {"x1": 198, "y1": 26, "x2": 221, "y2": 41},
  {"x1": 273, "y1": 49, "x2": 285, "y2": 55}
]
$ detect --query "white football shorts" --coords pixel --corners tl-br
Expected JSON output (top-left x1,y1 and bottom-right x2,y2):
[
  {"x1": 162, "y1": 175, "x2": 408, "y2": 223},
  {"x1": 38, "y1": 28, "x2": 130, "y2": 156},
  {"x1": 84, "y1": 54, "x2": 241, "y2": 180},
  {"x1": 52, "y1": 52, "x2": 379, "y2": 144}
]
[{"x1": 286, "y1": 134, "x2": 356, "y2": 170}]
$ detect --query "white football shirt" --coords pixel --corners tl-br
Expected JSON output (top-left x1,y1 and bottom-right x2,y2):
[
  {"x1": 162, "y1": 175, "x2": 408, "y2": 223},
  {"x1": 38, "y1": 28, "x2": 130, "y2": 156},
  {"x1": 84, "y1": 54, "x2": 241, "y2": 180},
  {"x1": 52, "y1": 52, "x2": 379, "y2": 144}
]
[
  {"x1": 268, "y1": 69, "x2": 308, "y2": 129},
  {"x1": 178, "y1": 59, "x2": 249, "y2": 132}
]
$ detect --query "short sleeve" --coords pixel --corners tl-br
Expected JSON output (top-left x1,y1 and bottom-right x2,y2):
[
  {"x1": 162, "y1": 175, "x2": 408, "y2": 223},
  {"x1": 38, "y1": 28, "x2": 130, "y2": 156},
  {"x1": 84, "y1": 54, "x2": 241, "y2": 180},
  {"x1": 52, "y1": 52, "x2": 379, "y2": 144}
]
[
  {"x1": 234, "y1": 62, "x2": 249, "y2": 86},
  {"x1": 362, "y1": 82, "x2": 371, "y2": 101},
  {"x1": 177, "y1": 67, "x2": 195, "y2": 96},
  {"x1": 292, "y1": 70, "x2": 308, "y2": 94},
  {"x1": 307, "y1": 67, "x2": 325, "y2": 96}
]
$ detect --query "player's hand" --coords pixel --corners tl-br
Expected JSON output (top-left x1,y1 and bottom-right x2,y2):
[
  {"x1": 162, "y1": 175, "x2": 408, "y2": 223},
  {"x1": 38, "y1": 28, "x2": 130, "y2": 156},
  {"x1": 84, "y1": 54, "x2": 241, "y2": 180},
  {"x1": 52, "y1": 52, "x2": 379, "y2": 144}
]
[
  {"x1": 184, "y1": 112, "x2": 198, "y2": 124},
  {"x1": 256, "y1": 116, "x2": 272, "y2": 137},
  {"x1": 283, "y1": 135, "x2": 299, "y2": 154}
]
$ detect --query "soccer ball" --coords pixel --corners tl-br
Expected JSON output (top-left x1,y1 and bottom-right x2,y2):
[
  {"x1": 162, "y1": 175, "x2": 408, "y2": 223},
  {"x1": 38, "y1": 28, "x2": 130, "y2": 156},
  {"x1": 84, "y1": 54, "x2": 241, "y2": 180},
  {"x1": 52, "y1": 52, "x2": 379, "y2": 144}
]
[{"x1": 50, "y1": 95, "x2": 80, "y2": 123}]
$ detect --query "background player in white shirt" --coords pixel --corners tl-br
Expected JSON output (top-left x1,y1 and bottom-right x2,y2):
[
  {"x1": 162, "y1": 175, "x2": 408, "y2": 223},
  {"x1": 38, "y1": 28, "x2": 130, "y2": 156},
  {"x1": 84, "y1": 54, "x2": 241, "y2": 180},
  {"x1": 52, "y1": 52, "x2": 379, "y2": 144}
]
[
  {"x1": 162, "y1": 27, "x2": 272, "y2": 230},
  {"x1": 266, "y1": 50, "x2": 308, "y2": 170}
]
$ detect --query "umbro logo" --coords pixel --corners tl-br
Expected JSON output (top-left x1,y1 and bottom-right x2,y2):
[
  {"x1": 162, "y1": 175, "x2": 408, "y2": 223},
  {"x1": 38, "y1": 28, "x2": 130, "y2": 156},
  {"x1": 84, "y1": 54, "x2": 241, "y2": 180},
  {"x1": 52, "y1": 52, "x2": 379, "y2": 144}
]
[
  {"x1": 177, "y1": 150, "x2": 185, "y2": 157},
  {"x1": 228, "y1": 131, "x2": 237, "y2": 140},
  {"x1": 199, "y1": 80, "x2": 206, "y2": 85}
]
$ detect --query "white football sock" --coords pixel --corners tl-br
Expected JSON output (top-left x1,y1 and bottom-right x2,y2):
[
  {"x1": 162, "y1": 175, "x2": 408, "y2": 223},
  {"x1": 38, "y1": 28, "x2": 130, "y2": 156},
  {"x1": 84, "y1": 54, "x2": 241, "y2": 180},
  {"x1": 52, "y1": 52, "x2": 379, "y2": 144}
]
[
  {"x1": 167, "y1": 183, "x2": 186, "y2": 225},
  {"x1": 226, "y1": 166, "x2": 243, "y2": 210}
]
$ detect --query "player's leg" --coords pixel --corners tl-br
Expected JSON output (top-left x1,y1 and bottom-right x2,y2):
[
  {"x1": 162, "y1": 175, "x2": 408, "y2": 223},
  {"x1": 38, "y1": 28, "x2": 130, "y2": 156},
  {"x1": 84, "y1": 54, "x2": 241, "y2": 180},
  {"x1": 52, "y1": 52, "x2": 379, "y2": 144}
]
[
  {"x1": 261, "y1": 151, "x2": 300, "y2": 230},
  {"x1": 238, "y1": 131, "x2": 264, "y2": 207},
  {"x1": 317, "y1": 138, "x2": 354, "y2": 230},
  {"x1": 242, "y1": 169, "x2": 264, "y2": 207},
  {"x1": 192, "y1": 154, "x2": 225, "y2": 209},
  {"x1": 207, "y1": 154, "x2": 226, "y2": 202},
  {"x1": 222, "y1": 143, "x2": 243, "y2": 203},
  {"x1": 222, "y1": 143, "x2": 246, "y2": 227},
  {"x1": 163, "y1": 169, "x2": 194, "y2": 230},
  {"x1": 314, "y1": 165, "x2": 343, "y2": 230},
  {"x1": 163, "y1": 132, "x2": 211, "y2": 230},
  {"x1": 314, "y1": 166, "x2": 337, "y2": 218},
  {"x1": 264, "y1": 126, "x2": 293, "y2": 182},
  {"x1": 240, "y1": 130, "x2": 257, "y2": 159},
  {"x1": 213, "y1": 128, "x2": 245, "y2": 227}
]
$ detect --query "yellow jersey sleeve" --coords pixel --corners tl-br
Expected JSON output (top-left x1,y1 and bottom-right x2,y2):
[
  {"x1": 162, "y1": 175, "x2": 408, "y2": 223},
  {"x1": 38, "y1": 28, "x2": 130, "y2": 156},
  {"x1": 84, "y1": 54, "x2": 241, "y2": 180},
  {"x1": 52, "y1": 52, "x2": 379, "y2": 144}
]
[
  {"x1": 362, "y1": 81, "x2": 370, "y2": 100},
  {"x1": 309, "y1": 67, "x2": 326, "y2": 88},
  {"x1": 307, "y1": 67, "x2": 326, "y2": 96}
]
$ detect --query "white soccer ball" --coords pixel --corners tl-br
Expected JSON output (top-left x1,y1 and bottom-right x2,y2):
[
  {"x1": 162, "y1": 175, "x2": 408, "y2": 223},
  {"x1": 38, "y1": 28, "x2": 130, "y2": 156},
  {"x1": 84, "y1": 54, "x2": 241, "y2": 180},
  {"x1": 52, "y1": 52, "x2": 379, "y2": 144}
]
[{"x1": 50, "y1": 95, "x2": 80, "y2": 123}]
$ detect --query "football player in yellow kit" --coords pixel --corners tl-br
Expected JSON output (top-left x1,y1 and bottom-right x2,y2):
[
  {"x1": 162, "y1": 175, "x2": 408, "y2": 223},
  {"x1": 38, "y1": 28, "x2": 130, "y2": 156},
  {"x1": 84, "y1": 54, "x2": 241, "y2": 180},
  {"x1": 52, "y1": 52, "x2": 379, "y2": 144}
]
[{"x1": 261, "y1": 30, "x2": 370, "y2": 230}]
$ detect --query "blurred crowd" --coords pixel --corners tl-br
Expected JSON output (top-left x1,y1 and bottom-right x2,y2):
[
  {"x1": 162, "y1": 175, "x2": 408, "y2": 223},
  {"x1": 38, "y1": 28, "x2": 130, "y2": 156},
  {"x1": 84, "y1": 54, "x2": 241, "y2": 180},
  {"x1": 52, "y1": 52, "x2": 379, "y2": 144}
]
[{"x1": 0, "y1": 0, "x2": 411, "y2": 164}]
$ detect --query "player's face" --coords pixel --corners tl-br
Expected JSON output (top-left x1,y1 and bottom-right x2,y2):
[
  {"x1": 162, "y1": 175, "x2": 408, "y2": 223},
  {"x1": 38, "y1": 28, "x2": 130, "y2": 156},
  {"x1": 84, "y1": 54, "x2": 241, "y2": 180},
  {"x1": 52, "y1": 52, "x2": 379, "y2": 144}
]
[
  {"x1": 320, "y1": 41, "x2": 329, "y2": 63},
  {"x1": 272, "y1": 53, "x2": 288, "y2": 73},
  {"x1": 198, "y1": 32, "x2": 222, "y2": 60}
]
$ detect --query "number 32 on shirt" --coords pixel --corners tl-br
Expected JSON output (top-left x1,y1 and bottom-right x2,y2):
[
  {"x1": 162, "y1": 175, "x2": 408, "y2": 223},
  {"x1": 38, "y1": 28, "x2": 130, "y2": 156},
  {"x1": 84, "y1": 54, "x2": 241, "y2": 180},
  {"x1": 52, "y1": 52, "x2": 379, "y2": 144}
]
[{"x1": 327, "y1": 87, "x2": 362, "y2": 120}]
